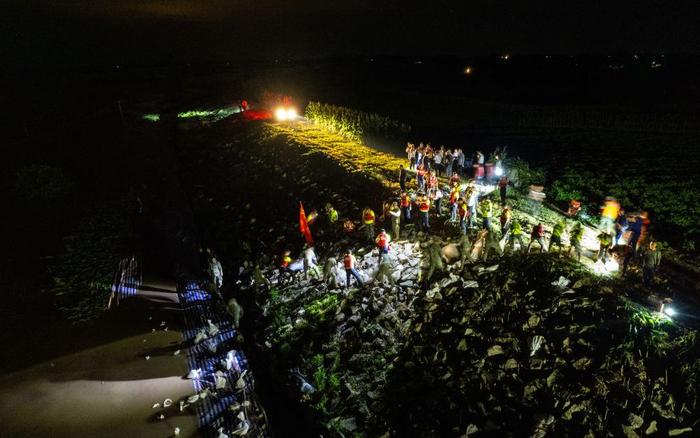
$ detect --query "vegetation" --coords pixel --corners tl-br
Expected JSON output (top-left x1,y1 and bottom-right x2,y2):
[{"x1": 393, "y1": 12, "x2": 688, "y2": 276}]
[
  {"x1": 177, "y1": 107, "x2": 238, "y2": 121},
  {"x1": 550, "y1": 166, "x2": 700, "y2": 251},
  {"x1": 305, "y1": 101, "x2": 411, "y2": 143},
  {"x1": 50, "y1": 200, "x2": 135, "y2": 322},
  {"x1": 505, "y1": 157, "x2": 546, "y2": 194}
]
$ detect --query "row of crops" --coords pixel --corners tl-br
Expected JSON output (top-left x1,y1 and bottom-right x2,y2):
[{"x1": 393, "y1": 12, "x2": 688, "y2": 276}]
[{"x1": 305, "y1": 101, "x2": 411, "y2": 143}]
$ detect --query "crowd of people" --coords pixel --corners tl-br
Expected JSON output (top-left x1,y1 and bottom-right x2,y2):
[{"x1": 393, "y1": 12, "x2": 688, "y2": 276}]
[{"x1": 277, "y1": 142, "x2": 662, "y2": 290}]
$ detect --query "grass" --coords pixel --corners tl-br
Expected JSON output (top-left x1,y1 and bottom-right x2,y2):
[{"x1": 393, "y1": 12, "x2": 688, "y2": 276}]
[{"x1": 267, "y1": 122, "x2": 405, "y2": 190}]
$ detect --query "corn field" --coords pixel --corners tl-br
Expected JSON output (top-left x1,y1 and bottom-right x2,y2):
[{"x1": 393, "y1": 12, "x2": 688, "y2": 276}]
[{"x1": 305, "y1": 101, "x2": 411, "y2": 142}]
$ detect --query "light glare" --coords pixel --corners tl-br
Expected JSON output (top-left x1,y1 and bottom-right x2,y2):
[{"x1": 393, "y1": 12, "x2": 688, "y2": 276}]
[
  {"x1": 275, "y1": 107, "x2": 298, "y2": 122},
  {"x1": 275, "y1": 107, "x2": 289, "y2": 121}
]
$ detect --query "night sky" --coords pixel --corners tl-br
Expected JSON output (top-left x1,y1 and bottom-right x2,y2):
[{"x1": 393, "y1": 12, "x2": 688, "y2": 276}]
[{"x1": 5, "y1": 1, "x2": 700, "y2": 67}]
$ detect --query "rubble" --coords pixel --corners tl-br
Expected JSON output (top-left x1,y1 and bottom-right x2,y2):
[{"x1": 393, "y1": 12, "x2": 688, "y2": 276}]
[{"x1": 247, "y1": 251, "x2": 700, "y2": 437}]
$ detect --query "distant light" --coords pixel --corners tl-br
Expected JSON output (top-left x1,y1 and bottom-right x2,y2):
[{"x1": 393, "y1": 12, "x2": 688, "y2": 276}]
[
  {"x1": 495, "y1": 166, "x2": 504, "y2": 177},
  {"x1": 663, "y1": 306, "x2": 676, "y2": 318},
  {"x1": 464, "y1": 66, "x2": 473, "y2": 75},
  {"x1": 275, "y1": 107, "x2": 298, "y2": 122},
  {"x1": 501, "y1": 54, "x2": 510, "y2": 60}
]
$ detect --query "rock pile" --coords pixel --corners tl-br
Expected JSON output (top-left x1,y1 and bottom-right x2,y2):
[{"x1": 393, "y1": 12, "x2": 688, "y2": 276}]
[{"x1": 246, "y1": 251, "x2": 699, "y2": 437}]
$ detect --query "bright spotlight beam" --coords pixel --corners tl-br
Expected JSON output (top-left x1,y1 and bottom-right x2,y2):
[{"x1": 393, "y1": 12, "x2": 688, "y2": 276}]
[{"x1": 275, "y1": 107, "x2": 288, "y2": 121}]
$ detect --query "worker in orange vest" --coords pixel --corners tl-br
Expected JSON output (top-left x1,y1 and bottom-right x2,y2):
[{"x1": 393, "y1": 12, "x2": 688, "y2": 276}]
[
  {"x1": 428, "y1": 171, "x2": 438, "y2": 192},
  {"x1": 400, "y1": 192, "x2": 412, "y2": 222},
  {"x1": 416, "y1": 164, "x2": 427, "y2": 192},
  {"x1": 362, "y1": 207, "x2": 376, "y2": 241},
  {"x1": 567, "y1": 199, "x2": 581, "y2": 217},
  {"x1": 343, "y1": 250, "x2": 364, "y2": 288},
  {"x1": 375, "y1": 229, "x2": 391, "y2": 264},
  {"x1": 418, "y1": 194, "x2": 431, "y2": 232}
]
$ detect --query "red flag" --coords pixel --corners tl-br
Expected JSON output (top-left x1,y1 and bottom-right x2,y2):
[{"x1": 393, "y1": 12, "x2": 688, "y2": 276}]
[{"x1": 299, "y1": 202, "x2": 314, "y2": 245}]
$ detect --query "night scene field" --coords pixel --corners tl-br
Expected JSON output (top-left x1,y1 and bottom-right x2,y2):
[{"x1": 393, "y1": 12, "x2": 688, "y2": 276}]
[{"x1": 2, "y1": 2, "x2": 700, "y2": 438}]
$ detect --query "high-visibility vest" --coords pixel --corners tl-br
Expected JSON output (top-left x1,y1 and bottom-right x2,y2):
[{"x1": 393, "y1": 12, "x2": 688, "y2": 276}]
[
  {"x1": 419, "y1": 199, "x2": 430, "y2": 212},
  {"x1": 449, "y1": 190, "x2": 459, "y2": 204},
  {"x1": 602, "y1": 201, "x2": 620, "y2": 219},
  {"x1": 376, "y1": 233, "x2": 390, "y2": 248},
  {"x1": 281, "y1": 256, "x2": 292, "y2": 268},
  {"x1": 479, "y1": 201, "x2": 492, "y2": 218},
  {"x1": 343, "y1": 255, "x2": 354, "y2": 269},
  {"x1": 511, "y1": 222, "x2": 522, "y2": 235},
  {"x1": 552, "y1": 222, "x2": 565, "y2": 238},
  {"x1": 328, "y1": 208, "x2": 338, "y2": 223},
  {"x1": 571, "y1": 227, "x2": 583, "y2": 242},
  {"x1": 363, "y1": 210, "x2": 375, "y2": 224}
]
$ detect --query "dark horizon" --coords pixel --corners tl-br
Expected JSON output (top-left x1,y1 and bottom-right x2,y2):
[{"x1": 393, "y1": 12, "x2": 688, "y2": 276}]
[{"x1": 6, "y1": 1, "x2": 700, "y2": 69}]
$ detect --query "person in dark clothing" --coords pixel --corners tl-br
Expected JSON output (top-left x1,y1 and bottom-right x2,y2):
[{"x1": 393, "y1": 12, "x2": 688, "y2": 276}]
[
  {"x1": 399, "y1": 165, "x2": 407, "y2": 191},
  {"x1": 642, "y1": 241, "x2": 661, "y2": 287},
  {"x1": 498, "y1": 176, "x2": 509, "y2": 206},
  {"x1": 628, "y1": 216, "x2": 643, "y2": 257}
]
